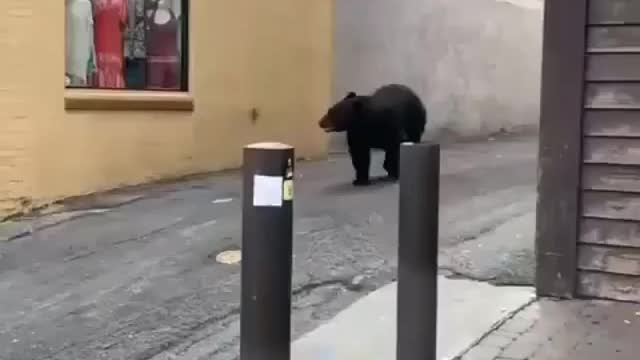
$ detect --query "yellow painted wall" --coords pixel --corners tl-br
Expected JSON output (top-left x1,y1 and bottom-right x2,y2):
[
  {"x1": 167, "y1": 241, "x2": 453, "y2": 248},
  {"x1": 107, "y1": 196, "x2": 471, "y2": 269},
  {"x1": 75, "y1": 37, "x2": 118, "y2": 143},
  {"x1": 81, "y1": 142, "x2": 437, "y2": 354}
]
[{"x1": 0, "y1": 0, "x2": 333, "y2": 218}]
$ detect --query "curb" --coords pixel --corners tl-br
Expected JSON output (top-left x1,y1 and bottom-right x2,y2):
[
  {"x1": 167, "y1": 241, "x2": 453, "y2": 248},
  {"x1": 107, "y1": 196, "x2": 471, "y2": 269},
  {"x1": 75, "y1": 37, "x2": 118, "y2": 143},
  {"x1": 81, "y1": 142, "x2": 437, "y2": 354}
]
[{"x1": 452, "y1": 297, "x2": 538, "y2": 359}]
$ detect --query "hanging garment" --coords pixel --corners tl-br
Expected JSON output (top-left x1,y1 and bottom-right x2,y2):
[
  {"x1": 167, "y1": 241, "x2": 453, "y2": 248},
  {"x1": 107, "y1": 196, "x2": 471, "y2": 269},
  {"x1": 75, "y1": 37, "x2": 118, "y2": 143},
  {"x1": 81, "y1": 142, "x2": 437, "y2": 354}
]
[
  {"x1": 87, "y1": 50, "x2": 98, "y2": 87},
  {"x1": 93, "y1": 0, "x2": 128, "y2": 89},
  {"x1": 146, "y1": 7, "x2": 181, "y2": 90},
  {"x1": 65, "y1": 0, "x2": 96, "y2": 86},
  {"x1": 125, "y1": 57, "x2": 147, "y2": 89},
  {"x1": 171, "y1": 0, "x2": 183, "y2": 53}
]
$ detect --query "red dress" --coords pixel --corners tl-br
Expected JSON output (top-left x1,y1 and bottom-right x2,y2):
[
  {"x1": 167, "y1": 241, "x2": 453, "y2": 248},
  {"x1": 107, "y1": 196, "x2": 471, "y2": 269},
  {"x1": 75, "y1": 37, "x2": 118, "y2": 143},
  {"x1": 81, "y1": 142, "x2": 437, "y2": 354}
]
[{"x1": 93, "y1": 0, "x2": 128, "y2": 89}]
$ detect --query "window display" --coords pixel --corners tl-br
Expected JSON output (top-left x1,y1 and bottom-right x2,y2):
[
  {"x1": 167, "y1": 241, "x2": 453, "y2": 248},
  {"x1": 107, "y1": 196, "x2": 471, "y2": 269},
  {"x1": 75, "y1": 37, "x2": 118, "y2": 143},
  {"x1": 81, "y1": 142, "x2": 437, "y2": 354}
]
[{"x1": 65, "y1": 0, "x2": 188, "y2": 91}]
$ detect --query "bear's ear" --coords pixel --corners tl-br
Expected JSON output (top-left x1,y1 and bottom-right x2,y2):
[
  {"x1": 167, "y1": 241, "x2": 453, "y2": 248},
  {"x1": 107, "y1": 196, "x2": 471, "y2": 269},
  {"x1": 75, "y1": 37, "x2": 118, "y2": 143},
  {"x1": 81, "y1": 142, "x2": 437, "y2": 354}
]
[
  {"x1": 345, "y1": 92, "x2": 356, "y2": 99},
  {"x1": 352, "y1": 98, "x2": 365, "y2": 113}
]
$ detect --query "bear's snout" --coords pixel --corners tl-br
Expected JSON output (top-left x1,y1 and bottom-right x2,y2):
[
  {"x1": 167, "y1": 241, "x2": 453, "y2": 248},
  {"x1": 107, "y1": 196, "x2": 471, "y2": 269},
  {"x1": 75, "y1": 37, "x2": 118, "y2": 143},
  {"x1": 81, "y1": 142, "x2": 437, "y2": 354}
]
[{"x1": 318, "y1": 115, "x2": 334, "y2": 132}]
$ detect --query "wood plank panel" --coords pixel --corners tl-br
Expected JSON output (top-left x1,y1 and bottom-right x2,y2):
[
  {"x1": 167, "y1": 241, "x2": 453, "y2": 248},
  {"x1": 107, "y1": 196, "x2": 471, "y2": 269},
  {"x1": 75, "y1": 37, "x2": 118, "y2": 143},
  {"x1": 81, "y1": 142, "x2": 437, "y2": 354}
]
[
  {"x1": 583, "y1": 164, "x2": 640, "y2": 192},
  {"x1": 578, "y1": 244, "x2": 640, "y2": 275},
  {"x1": 583, "y1": 191, "x2": 640, "y2": 221},
  {"x1": 536, "y1": 0, "x2": 587, "y2": 298},
  {"x1": 588, "y1": 27, "x2": 640, "y2": 53},
  {"x1": 586, "y1": 54, "x2": 640, "y2": 81},
  {"x1": 578, "y1": 271, "x2": 640, "y2": 301},
  {"x1": 581, "y1": 218, "x2": 640, "y2": 247},
  {"x1": 589, "y1": 0, "x2": 640, "y2": 25},
  {"x1": 585, "y1": 83, "x2": 640, "y2": 109},
  {"x1": 584, "y1": 110, "x2": 640, "y2": 137},
  {"x1": 583, "y1": 137, "x2": 640, "y2": 165}
]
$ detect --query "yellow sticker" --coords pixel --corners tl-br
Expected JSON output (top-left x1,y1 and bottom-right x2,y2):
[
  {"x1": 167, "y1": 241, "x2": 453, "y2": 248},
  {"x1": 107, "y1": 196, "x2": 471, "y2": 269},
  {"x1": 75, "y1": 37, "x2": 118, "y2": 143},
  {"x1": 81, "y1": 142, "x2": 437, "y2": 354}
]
[{"x1": 283, "y1": 179, "x2": 294, "y2": 201}]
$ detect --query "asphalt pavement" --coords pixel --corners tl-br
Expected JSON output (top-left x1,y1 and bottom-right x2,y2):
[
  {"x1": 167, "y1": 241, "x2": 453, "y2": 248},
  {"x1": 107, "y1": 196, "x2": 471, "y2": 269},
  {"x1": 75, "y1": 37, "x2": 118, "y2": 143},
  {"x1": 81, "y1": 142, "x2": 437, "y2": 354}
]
[{"x1": 0, "y1": 133, "x2": 537, "y2": 360}]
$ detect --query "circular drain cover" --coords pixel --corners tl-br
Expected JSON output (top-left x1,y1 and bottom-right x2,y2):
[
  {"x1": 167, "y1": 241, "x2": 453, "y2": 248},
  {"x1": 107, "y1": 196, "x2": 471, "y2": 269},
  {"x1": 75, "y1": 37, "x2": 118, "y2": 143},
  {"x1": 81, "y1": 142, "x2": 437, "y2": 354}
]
[{"x1": 216, "y1": 250, "x2": 242, "y2": 264}]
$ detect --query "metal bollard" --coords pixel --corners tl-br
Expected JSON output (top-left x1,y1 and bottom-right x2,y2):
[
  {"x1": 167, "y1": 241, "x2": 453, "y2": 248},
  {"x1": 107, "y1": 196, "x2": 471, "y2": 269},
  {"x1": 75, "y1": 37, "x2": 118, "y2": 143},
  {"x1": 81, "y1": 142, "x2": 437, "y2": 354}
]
[
  {"x1": 240, "y1": 142, "x2": 295, "y2": 360},
  {"x1": 396, "y1": 142, "x2": 440, "y2": 360}
]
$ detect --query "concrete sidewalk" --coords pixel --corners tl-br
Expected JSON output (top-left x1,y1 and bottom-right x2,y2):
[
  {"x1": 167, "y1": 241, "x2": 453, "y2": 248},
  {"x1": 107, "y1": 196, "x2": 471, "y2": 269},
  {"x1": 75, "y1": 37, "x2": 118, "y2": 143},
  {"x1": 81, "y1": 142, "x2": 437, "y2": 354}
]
[
  {"x1": 292, "y1": 278, "x2": 534, "y2": 360},
  {"x1": 291, "y1": 278, "x2": 640, "y2": 360},
  {"x1": 289, "y1": 207, "x2": 537, "y2": 360},
  {"x1": 298, "y1": 274, "x2": 640, "y2": 360},
  {"x1": 460, "y1": 298, "x2": 640, "y2": 360}
]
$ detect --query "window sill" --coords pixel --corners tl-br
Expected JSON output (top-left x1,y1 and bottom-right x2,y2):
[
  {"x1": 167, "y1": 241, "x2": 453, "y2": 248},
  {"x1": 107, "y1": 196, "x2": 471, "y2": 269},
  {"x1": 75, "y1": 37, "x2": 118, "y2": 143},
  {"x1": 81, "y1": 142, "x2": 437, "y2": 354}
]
[{"x1": 64, "y1": 89, "x2": 194, "y2": 111}]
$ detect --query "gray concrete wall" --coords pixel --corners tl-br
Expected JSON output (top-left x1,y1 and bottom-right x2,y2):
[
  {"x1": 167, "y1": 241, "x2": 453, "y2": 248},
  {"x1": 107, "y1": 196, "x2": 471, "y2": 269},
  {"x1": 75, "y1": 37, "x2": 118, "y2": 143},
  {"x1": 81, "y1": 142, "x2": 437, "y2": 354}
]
[{"x1": 330, "y1": 0, "x2": 543, "y2": 150}]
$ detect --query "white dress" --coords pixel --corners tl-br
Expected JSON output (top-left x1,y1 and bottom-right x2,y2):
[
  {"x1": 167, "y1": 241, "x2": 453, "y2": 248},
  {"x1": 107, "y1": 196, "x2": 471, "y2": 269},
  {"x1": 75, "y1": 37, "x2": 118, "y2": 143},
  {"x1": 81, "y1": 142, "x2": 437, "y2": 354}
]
[{"x1": 66, "y1": 0, "x2": 96, "y2": 86}]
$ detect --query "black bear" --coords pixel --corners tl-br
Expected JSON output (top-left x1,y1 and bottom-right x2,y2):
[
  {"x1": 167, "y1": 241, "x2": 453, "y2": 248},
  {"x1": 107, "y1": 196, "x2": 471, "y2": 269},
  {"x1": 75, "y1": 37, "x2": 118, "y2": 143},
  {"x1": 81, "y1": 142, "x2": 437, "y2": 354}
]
[{"x1": 319, "y1": 84, "x2": 427, "y2": 186}]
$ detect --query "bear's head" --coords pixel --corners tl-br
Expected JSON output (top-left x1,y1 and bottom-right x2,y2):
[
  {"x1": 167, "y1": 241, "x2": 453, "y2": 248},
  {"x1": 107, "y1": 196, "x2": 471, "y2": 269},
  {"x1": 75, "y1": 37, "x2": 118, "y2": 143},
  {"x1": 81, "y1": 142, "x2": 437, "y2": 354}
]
[{"x1": 318, "y1": 92, "x2": 364, "y2": 132}]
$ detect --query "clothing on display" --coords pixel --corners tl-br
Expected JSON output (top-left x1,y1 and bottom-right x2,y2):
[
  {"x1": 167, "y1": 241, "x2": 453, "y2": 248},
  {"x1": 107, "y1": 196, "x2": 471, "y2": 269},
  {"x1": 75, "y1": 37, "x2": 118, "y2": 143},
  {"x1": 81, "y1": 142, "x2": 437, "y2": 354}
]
[
  {"x1": 66, "y1": 0, "x2": 96, "y2": 86},
  {"x1": 124, "y1": 0, "x2": 147, "y2": 88},
  {"x1": 65, "y1": 0, "x2": 185, "y2": 90},
  {"x1": 146, "y1": 6, "x2": 180, "y2": 89},
  {"x1": 125, "y1": 57, "x2": 147, "y2": 89},
  {"x1": 93, "y1": 0, "x2": 128, "y2": 89}
]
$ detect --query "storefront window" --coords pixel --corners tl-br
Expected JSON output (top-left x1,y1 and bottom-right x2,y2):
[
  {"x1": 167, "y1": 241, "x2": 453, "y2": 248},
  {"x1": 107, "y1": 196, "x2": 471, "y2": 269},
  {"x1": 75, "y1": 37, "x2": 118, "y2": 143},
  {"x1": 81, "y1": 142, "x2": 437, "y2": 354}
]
[{"x1": 65, "y1": 0, "x2": 189, "y2": 91}]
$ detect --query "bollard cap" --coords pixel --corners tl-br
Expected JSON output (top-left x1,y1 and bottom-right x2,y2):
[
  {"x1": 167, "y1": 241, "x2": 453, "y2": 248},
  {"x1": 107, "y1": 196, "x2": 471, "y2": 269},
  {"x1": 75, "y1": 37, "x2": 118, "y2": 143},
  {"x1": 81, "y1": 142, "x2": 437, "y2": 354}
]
[{"x1": 245, "y1": 142, "x2": 293, "y2": 150}]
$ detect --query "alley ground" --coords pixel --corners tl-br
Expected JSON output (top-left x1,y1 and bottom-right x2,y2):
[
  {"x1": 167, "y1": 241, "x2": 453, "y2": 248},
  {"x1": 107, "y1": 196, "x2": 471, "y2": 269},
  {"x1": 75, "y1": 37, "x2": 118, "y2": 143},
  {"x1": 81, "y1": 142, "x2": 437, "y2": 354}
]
[{"x1": 0, "y1": 133, "x2": 537, "y2": 360}]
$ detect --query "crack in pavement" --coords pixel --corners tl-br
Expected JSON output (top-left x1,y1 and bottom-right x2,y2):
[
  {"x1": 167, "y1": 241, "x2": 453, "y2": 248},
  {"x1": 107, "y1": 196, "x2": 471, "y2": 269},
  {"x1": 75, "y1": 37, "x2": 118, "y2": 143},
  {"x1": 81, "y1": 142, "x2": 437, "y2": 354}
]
[
  {"x1": 131, "y1": 275, "x2": 373, "y2": 360},
  {"x1": 59, "y1": 217, "x2": 188, "y2": 263},
  {"x1": 439, "y1": 268, "x2": 533, "y2": 287}
]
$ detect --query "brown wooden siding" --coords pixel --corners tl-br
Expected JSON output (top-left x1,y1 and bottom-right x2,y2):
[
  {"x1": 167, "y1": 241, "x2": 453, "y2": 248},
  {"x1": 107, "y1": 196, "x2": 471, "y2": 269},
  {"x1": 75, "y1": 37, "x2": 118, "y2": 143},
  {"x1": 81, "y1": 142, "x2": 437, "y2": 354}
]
[
  {"x1": 587, "y1": 27, "x2": 640, "y2": 53},
  {"x1": 584, "y1": 137, "x2": 640, "y2": 165},
  {"x1": 578, "y1": 0, "x2": 640, "y2": 301},
  {"x1": 586, "y1": 54, "x2": 640, "y2": 81},
  {"x1": 582, "y1": 191, "x2": 640, "y2": 221},
  {"x1": 578, "y1": 271, "x2": 640, "y2": 302},
  {"x1": 581, "y1": 218, "x2": 640, "y2": 247},
  {"x1": 578, "y1": 244, "x2": 640, "y2": 275},
  {"x1": 535, "y1": 0, "x2": 587, "y2": 298},
  {"x1": 583, "y1": 111, "x2": 640, "y2": 137},
  {"x1": 583, "y1": 164, "x2": 640, "y2": 193},
  {"x1": 589, "y1": 0, "x2": 640, "y2": 25},
  {"x1": 585, "y1": 84, "x2": 640, "y2": 109}
]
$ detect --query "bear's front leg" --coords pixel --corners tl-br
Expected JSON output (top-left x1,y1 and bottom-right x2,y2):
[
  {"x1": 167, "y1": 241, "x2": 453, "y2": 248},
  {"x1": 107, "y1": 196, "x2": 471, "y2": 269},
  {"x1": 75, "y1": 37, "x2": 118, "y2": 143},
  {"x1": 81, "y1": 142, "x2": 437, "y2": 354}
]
[
  {"x1": 349, "y1": 145, "x2": 371, "y2": 186},
  {"x1": 383, "y1": 145, "x2": 400, "y2": 180}
]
